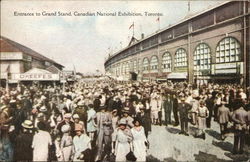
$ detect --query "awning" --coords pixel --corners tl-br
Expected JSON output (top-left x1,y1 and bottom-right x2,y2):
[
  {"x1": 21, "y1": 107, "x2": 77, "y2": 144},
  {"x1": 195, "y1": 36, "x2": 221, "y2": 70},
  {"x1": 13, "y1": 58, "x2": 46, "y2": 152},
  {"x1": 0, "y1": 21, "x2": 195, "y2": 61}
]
[
  {"x1": 167, "y1": 72, "x2": 187, "y2": 79},
  {"x1": 12, "y1": 68, "x2": 60, "y2": 81}
]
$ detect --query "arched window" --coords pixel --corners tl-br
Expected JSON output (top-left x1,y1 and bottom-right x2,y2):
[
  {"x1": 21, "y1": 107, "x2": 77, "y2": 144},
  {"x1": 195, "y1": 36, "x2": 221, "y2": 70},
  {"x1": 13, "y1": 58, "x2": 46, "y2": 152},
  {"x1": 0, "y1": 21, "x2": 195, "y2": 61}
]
[
  {"x1": 142, "y1": 58, "x2": 149, "y2": 73},
  {"x1": 175, "y1": 48, "x2": 187, "y2": 67},
  {"x1": 162, "y1": 52, "x2": 172, "y2": 72},
  {"x1": 194, "y1": 43, "x2": 211, "y2": 73},
  {"x1": 150, "y1": 56, "x2": 158, "y2": 72},
  {"x1": 216, "y1": 37, "x2": 241, "y2": 63}
]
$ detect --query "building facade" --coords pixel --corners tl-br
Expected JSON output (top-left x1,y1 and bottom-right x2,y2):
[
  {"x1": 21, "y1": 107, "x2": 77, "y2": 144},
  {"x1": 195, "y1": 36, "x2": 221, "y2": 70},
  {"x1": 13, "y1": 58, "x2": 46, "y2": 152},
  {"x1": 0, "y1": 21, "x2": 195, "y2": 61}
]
[
  {"x1": 0, "y1": 36, "x2": 64, "y2": 84},
  {"x1": 104, "y1": 1, "x2": 250, "y2": 87}
]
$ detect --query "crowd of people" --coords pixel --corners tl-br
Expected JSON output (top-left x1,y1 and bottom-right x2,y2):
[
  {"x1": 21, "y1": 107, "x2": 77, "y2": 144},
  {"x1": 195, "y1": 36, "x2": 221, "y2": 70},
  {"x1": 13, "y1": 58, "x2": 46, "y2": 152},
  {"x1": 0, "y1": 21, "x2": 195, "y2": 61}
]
[{"x1": 0, "y1": 79, "x2": 250, "y2": 162}]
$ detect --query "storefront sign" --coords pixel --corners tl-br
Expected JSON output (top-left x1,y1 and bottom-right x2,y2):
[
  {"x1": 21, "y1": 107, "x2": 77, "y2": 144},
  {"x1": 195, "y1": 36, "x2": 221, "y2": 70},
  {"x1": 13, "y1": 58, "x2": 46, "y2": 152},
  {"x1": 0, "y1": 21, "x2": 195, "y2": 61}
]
[
  {"x1": 12, "y1": 73, "x2": 59, "y2": 81},
  {"x1": 215, "y1": 62, "x2": 237, "y2": 69},
  {"x1": 215, "y1": 69, "x2": 237, "y2": 74},
  {"x1": 0, "y1": 52, "x2": 23, "y2": 60},
  {"x1": 214, "y1": 62, "x2": 242, "y2": 75}
]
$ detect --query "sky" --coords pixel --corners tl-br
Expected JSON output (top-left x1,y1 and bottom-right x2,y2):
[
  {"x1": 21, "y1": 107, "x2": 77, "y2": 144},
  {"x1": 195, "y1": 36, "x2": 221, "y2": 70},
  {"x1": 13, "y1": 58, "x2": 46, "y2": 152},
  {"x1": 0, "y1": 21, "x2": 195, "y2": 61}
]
[{"x1": 1, "y1": 0, "x2": 225, "y2": 75}]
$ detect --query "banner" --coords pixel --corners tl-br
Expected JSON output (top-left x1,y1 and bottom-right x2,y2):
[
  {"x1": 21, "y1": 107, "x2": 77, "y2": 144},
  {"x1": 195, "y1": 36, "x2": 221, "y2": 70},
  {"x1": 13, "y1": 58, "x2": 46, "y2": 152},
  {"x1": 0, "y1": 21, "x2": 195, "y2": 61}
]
[{"x1": 12, "y1": 73, "x2": 59, "y2": 81}]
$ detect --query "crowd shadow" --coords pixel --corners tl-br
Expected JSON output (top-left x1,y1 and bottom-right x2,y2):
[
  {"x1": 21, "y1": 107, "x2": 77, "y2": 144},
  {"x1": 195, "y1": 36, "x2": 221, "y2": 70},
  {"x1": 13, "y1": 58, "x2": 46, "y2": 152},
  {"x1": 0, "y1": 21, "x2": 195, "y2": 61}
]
[
  {"x1": 189, "y1": 126, "x2": 199, "y2": 136},
  {"x1": 205, "y1": 129, "x2": 221, "y2": 140},
  {"x1": 165, "y1": 127, "x2": 180, "y2": 134},
  {"x1": 193, "y1": 151, "x2": 228, "y2": 162},
  {"x1": 212, "y1": 140, "x2": 233, "y2": 152},
  {"x1": 146, "y1": 154, "x2": 177, "y2": 162},
  {"x1": 224, "y1": 152, "x2": 250, "y2": 162}
]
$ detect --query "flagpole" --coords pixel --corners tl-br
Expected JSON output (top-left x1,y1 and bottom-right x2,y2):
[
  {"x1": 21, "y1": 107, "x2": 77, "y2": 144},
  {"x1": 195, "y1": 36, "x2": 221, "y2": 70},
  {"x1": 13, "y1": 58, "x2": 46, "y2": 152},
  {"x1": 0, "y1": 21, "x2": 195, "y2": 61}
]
[
  {"x1": 133, "y1": 22, "x2": 134, "y2": 37},
  {"x1": 158, "y1": 17, "x2": 160, "y2": 31}
]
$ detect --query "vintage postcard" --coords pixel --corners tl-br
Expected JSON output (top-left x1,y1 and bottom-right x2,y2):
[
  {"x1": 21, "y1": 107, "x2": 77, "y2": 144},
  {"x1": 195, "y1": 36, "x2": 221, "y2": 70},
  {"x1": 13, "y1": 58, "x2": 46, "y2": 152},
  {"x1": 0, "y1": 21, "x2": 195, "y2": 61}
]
[{"x1": 0, "y1": 0, "x2": 250, "y2": 162}]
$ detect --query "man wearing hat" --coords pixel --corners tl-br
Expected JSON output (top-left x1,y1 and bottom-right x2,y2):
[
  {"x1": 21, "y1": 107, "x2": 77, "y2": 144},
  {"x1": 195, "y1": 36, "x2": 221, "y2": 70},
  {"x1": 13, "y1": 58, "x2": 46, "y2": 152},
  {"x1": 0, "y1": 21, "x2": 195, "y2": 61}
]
[
  {"x1": 13, "y1": 120, "x2": 34, "y2": 161},
  {"x1": 12, "y1": 100, "x2": 26, "y2": 134},
  {"x1": 74, "y1": 102, "x2": 87, "y2": 130},
  {"x1": 231, "y1": 101, "x2": 248, "y2": 154},
  {"x1": 94, "y1": 105, "x2": 113, "y2": 161},
  {"x1": 217, "y1": 101, "x2": 231, "y2": 140},
  {"x1": 178, "y1": 97, "x2": 192, "y2": 136}
]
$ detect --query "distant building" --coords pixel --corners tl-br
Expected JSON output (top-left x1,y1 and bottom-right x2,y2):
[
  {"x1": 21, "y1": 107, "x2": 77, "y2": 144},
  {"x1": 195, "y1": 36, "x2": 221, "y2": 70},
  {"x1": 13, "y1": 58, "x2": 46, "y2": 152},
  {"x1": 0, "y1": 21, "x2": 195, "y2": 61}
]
[
  {"x1": 104, "y1": 1, "x2": 250, "y2": 87},
  {"x1": 0, "y1": 36, "x2": 64, "y2": 83}
]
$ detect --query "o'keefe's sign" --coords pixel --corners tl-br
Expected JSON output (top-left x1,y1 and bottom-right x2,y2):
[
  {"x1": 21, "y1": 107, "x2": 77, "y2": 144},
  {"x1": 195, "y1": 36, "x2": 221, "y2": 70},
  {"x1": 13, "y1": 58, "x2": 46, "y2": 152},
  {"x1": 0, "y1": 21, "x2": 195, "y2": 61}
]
[{"x1": 12, "y1": 73, "x2": 59, "y2": 81}]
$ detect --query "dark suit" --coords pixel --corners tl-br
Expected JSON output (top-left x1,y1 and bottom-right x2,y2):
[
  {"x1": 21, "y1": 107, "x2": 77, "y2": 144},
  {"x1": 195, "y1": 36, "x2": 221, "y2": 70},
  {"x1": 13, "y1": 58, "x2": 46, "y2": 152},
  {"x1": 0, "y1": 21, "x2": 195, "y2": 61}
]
[
  {"x1": 231, "y1": 107, "x2": 248, "y2": 153},
  {"x1": 136, "y1": 110, "x2": 151, "y2": 138},
  {"x1": 178, "y1": 102, "x2": 191, "y2": 133},
  {"x1": 217, "y1": 105, "x2": 231, "y2": 139}
]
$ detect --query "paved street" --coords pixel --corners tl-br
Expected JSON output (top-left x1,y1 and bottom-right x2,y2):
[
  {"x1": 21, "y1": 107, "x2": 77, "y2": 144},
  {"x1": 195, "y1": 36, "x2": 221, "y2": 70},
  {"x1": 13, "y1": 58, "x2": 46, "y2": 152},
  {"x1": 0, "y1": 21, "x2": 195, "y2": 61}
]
[{"x1": 147, "y1": 121, "x2": 250, "y2": 162}]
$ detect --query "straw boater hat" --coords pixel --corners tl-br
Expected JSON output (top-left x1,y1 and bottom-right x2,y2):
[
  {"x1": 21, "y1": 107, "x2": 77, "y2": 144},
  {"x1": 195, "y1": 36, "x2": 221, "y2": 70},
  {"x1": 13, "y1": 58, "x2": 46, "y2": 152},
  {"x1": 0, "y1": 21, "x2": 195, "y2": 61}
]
[
  {"x1": 64, "y1": 113, "x2": 72, "y2": 119},
  {"x1": 122, "y1": 107, "x2": 130, "y2": 113},
  {"x1": 73, "y1": 114, "x2": 80, "y2": 119},
  {"x1": 61, "y1": 124, "x2": 71, "y2": 133},
  {"x1": 180, "y1": 97, "x2": 186, "y2": 101},
  {"x1": 37, "y1": 113, "x2": 44, "y2": 119},
  {"x1": 112, "y1": 109, "x2": 118, "y2": 113},
  {"x1": 77, "y1": 101, "x2": 84, "y2": 107},
  {"x1": 22, "y1": 120, "x2": 33, "y2": 129},
  {"x1": 39, "y1": 106, "x2": 47, "y2": 112},
  {"x1": 118, "y1": 119, "x2": 127, "y2": 126}
]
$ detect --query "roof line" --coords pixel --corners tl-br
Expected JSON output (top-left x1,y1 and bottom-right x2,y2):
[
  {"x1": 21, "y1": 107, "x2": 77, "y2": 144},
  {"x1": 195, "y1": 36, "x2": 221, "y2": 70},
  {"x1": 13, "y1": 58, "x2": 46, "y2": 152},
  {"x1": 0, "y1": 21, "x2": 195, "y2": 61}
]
[
  {"x1": 0, "y1": 36, "x2": 64, "y2": 67},
  {"x1": 107, "y1": 1, "x2": 231, "y2": 61}
]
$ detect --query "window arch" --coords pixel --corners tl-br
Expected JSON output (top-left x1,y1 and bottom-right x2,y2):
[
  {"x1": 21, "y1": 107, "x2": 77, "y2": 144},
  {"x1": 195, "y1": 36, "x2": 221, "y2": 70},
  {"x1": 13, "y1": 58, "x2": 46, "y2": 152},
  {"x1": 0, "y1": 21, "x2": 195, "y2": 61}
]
[
  {"x1": 175, "y1": 48, "x2": 187, "y2": 67},
  {"x1": 194, "y1": 43, "x2": 211, "y2": 73},
  {"x1": 216, "y1": 37, "x2": 241, "y2": 63},
  {"x1": 142, "y1": 57, "x2": 149, "y2": 73},
  {"x1": 150, "y1": 55, "x2": 158, "y2": 72},
  {"x1": 162, "y1": 52, "x2": 172, "y2": 72}
]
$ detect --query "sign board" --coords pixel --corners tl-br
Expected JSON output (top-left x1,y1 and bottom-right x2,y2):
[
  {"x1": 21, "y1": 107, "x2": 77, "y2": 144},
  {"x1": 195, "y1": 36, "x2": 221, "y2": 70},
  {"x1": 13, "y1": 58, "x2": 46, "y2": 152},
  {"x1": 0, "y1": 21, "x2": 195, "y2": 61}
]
[
  {"x1": 215, "y1": 62, "x2": 237, "y2": 69},
  {"x1": 214, "y1": 62, "x2": 242, "y2": 75},
  {"x1": 0, "y1": 52, "x2": 23, "y2": 60},
  {"x1": 12, "y1": 73, "x2": 59, "y2": 81}
]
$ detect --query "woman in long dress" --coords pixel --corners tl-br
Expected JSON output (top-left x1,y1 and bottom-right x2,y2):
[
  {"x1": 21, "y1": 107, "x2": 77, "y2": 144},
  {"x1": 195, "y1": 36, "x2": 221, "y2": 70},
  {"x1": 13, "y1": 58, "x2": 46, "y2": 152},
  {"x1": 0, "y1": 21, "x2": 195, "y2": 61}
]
[
  {"x1": 131, "y1": 119, "x2": 148, "y2": 162},
  {"x1": 32, "y1": 121, "x2": 52, "y2": 161},
  {"x1": 112, "y1": 119, "x2": 133, "y2": 162},
  {"x1": 60, "y1": 125, "x2": 73, "y2": 161},
  {"x1": 196, "y1": 101, "x2": 209, "y2": 139}
]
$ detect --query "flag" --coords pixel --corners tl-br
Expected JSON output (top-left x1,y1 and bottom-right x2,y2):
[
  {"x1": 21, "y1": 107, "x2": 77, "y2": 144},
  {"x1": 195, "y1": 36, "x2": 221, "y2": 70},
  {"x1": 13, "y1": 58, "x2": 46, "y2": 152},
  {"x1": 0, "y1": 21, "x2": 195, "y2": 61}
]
[{"x1": 129, "y1": 22, "x2": 134, "y2": 29}]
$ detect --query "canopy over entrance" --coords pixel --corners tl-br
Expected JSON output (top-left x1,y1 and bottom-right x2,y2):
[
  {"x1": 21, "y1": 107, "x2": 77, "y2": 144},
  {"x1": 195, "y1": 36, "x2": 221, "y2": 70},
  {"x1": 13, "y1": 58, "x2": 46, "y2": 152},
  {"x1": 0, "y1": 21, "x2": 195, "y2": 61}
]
[
  {"x1": 167, "y1": 72, "x2": 187, "y2": 79},
  {"x1": 12, "y1": 68, "x2": 60, "y2": 81}
]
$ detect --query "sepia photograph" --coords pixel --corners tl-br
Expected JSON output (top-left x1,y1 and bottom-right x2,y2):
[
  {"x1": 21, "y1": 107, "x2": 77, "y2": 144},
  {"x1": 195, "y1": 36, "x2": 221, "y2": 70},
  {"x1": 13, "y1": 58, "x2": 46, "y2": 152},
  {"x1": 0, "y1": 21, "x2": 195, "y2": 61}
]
[{"x1": 0, "y1": 0, "x2": 250, "y2": 161}]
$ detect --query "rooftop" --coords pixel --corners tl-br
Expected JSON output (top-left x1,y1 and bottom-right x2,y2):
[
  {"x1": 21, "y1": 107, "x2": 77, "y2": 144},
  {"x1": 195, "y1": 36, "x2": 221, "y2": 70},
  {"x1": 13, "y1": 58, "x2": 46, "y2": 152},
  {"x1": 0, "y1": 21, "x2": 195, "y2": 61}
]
[{"x1": 0, "y1": 36, "x2": 64, "y2": 68}]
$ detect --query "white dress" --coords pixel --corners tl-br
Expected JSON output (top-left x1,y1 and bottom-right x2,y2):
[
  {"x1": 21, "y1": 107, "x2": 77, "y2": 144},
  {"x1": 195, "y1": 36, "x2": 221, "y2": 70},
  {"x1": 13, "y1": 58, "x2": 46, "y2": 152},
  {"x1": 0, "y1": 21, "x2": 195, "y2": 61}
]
[
  {"x1": 73, "y1": 134, "x2": 91, "y2": 161},
  {"x1": 32, "y1": 130, "x2": 52, "y2": 161},
  {"x1": 113, "y1": 128, "x2": 133, "y2": 162},
  {"x1": 87, "y1": 108, "x2": 97, "y2": 132},
  {"x1": 131, "y1": 126, "x2": 147, "y2": 162}
]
